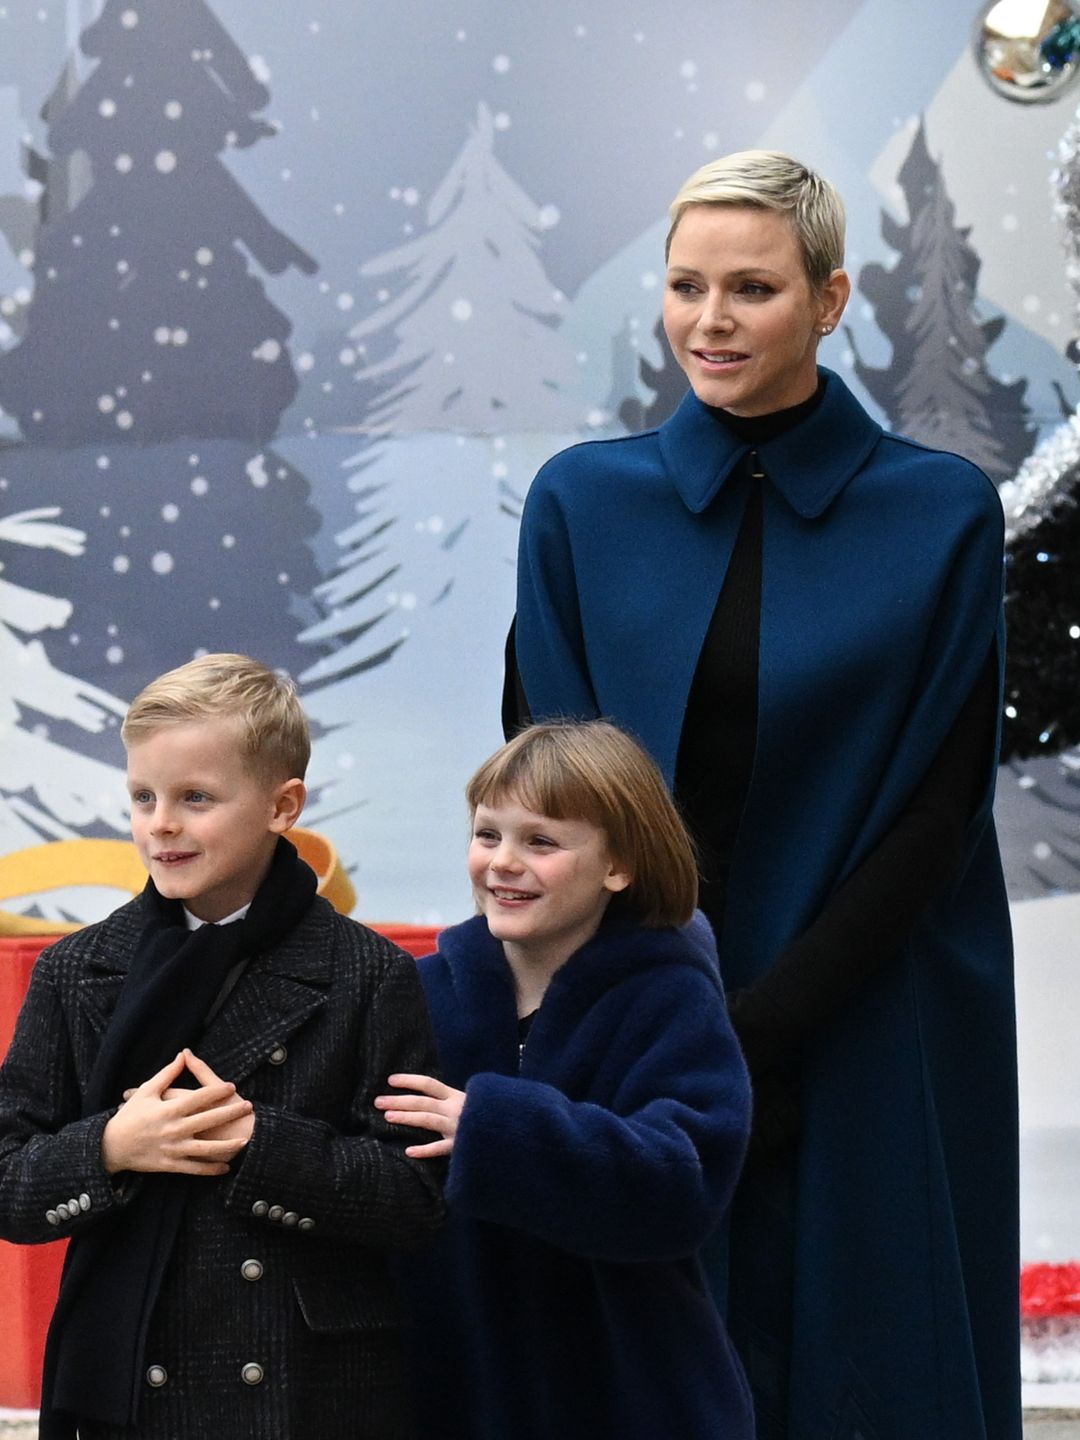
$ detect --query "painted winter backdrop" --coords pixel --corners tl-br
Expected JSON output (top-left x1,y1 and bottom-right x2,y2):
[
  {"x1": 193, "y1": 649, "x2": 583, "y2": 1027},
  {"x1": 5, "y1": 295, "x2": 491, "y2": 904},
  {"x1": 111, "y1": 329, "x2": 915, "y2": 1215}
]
[{"x1": 3, "y1": 0, "x2": 1080, "y2": 927}]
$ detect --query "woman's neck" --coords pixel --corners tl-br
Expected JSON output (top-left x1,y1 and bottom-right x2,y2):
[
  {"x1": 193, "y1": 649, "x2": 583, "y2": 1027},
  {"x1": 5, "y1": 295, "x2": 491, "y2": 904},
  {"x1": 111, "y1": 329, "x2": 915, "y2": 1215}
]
[{"x1": 709, "y1": 375, "x2": 826, "y2": 445}]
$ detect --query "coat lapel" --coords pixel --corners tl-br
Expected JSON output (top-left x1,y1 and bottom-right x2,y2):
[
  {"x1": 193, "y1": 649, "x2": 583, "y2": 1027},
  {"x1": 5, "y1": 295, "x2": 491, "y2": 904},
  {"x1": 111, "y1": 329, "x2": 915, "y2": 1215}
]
[{"x1": 197, "y1": 905, "x2": 331, "y2": 1086}]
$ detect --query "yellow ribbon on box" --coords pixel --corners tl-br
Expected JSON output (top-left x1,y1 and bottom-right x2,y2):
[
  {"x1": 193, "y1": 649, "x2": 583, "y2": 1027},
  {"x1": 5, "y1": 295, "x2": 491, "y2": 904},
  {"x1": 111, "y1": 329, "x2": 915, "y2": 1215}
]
[{"x1": 0, "y1": 828, "x2": 356, "y2": 937}]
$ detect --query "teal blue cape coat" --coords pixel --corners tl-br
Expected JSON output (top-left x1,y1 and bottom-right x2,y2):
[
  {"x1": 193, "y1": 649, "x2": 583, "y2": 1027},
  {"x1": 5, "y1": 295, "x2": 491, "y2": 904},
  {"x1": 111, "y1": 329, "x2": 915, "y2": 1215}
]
[{"x1": 514, "y1": 370, "x2": 1020, "y2": 1440}]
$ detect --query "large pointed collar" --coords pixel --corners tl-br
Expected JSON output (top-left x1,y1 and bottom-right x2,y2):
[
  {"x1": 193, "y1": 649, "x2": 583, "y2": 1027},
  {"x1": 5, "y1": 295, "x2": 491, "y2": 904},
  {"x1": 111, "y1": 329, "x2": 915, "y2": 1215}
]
[{"x1": 659, "y1": 367, "x2": 882, "y2": 519}]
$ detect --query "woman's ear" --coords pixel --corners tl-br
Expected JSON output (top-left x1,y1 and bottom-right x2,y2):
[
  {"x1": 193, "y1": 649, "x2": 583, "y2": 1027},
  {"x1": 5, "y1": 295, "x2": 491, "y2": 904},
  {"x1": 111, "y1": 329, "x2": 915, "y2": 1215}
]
[
  {"x1": 819, "y1": 267, "x2": 851, "y2": 332},
  {"x1": 269, "y1": 777, "x2": 307, "y2": 834}
]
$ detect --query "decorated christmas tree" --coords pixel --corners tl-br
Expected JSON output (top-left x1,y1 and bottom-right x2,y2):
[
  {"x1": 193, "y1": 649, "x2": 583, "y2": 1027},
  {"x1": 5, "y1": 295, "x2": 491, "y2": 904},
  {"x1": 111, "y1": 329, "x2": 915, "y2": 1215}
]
[
  {"x1": 848, "y1": 118, "x2": 1033, "y2": 484},
  {"x1": 998, "y1": 109, "x2": 1080, "y2": 760},
  {"x1": 0, "y1": 0, "x2": 316, "y2": 446}
]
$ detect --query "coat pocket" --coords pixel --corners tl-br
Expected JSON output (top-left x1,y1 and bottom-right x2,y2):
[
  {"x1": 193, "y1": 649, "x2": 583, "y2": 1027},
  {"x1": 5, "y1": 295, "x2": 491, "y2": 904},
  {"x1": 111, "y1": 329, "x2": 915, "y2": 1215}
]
[{"x1": 292, "y1": 1252, "x2": 407, "y2": 1334}]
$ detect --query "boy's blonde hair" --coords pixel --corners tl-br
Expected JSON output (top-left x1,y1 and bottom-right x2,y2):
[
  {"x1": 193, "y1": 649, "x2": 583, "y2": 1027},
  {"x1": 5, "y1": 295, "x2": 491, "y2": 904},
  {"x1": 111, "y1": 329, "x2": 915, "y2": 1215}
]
[
  {"x1": 466, "y1": 721, "x2": 698, "y2": 929},
  {"x1": 122, "y1": 653, "x2": 310, "y2": 781},
  {"x1": 666, "y1": 149, "x2": 846, "y2": 291}
]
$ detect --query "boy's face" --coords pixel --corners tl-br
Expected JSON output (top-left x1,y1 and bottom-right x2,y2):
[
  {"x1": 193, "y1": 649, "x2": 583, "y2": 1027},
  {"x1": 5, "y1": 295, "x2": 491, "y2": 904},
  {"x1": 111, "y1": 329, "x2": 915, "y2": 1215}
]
[{"x1": 126, "y1": 718, "x2": 304, "y2": 924}]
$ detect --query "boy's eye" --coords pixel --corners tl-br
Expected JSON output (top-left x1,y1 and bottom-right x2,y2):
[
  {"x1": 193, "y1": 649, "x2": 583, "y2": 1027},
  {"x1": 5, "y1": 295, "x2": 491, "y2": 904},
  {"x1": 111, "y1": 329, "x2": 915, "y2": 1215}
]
[
  {"x1": 473, "y1": 828, "x2": 499, "y2": 843},
  {"x1": 529, "y1": 835, "x2": 557, "y2": 849},
  {"x1": 186, "y1": 791, "x2": 210, "y2": 804},
  {"x1": 131, "y1": 790, "x2": 152, "y2": 805}
]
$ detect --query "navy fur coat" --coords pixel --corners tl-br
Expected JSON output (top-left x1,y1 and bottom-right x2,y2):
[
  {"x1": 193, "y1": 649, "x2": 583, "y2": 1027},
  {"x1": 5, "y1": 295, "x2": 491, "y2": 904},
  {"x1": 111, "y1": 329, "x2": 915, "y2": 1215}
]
[
  {"x1": 405, "y1": 909, "x2": 753, "y2": 1440},
  {"x1": 514, "y1": 370, "x2": 1019, "y2": 1439}
]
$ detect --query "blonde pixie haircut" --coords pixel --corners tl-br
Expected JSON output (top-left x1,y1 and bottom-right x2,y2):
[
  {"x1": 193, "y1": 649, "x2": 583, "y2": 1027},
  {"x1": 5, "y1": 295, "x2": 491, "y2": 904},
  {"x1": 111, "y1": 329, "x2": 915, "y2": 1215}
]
[
  {"x1": 666, "y1": 149, "x2": 845, "y2": 291},
  {"x1": 467, "y1": 720, "x2": 698, "y2": 929},
  {"x1": 122, "y1": 652, "x2": 310, "y2": 782}
]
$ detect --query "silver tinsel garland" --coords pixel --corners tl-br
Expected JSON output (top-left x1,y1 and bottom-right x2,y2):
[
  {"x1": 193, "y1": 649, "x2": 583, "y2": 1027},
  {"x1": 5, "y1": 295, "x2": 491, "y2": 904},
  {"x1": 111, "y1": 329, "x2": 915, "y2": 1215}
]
[{"x1": 1001, "y1": 109, "x2": 1080, "y2": 544}]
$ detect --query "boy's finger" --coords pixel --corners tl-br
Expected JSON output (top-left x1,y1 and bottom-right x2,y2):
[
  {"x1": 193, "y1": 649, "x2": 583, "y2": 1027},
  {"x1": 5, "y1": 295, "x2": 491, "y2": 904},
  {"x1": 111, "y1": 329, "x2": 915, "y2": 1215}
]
[
  {"x1": 182, "y1": 1049, "x2": 226, "y2": 1087},
  {"x1": 166, "y1": 1080, "x2": 238, "y2": 1116},
  {"x1": 141, "y1": 1052, "x2": 188, "y2": 1095},
  {"x1": 175, "y1": 1136, "x2": 249, "y2": 1160}
]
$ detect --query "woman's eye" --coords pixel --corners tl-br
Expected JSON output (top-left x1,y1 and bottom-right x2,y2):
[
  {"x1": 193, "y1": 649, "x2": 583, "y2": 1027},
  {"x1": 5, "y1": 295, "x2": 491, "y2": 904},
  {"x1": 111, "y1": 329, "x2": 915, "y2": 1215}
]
[
  {"x1": 670, "y1": 279, "x2": 699, "y2": 296},
  {"x1": 740, "y1": 281, "x2": 774, "y2": 297}
]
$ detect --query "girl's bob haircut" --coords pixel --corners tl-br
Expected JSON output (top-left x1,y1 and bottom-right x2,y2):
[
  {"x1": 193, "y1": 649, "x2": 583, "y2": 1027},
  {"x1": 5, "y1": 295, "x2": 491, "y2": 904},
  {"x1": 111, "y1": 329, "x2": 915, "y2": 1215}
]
[{"x1": 466, "y1": 720, "x2": 698, "y2": 929}]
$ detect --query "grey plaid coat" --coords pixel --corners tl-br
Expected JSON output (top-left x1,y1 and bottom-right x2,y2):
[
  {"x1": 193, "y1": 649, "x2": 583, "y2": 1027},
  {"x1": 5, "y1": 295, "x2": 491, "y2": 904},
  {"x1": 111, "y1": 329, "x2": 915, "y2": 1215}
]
[{"x1": 0, "y1": 893, "x2": 444, "y2": 1439}]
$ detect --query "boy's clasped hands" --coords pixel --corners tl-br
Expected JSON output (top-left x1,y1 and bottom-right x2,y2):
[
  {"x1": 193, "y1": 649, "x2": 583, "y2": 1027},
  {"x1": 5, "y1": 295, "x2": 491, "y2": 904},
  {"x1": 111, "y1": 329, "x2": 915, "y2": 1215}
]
[{"x1": 101, "y1": 1047, "x2": 254, "y2": 1177}]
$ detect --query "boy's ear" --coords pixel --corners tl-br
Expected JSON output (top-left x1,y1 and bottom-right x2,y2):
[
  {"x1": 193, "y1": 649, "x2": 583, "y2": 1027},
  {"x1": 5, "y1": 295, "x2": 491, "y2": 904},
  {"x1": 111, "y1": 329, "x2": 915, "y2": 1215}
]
[{"x1": 269, "y1": 777, "x2": 306, "y2": 835}]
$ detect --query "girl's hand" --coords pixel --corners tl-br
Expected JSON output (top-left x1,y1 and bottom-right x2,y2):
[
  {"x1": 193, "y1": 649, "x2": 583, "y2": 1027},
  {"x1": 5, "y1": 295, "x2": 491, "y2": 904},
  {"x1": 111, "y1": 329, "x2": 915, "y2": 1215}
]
[
  {"x1": 375, "y1": 1074, "x2": 465, "y2": 1158},
  {"x1": 103, "y1": 1051, "x2": 253, "y2": 1176}
]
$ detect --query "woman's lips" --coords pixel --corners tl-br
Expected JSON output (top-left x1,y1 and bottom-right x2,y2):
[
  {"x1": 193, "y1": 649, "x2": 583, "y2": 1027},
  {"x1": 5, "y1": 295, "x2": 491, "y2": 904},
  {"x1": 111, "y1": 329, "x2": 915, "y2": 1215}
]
[{"x1": 694, "y1": 349, "x2": 749, "y2": 370}]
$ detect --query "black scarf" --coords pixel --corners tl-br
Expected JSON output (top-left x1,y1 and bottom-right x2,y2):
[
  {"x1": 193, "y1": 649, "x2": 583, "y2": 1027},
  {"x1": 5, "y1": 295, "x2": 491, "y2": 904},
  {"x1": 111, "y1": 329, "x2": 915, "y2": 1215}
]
[{"x1": 40, "y1": 836, "x2": 317, "y2": 1439}]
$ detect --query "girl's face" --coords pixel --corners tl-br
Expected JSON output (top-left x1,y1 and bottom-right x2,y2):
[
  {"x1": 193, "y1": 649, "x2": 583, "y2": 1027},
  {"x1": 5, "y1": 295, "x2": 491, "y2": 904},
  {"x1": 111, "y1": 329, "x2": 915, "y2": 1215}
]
[
  {"x1": 662, "y1": 203, "x2": 849, "y2": 416},
  {"x1": 468, "y1": 797, "x2": 630, "y2": 970}
]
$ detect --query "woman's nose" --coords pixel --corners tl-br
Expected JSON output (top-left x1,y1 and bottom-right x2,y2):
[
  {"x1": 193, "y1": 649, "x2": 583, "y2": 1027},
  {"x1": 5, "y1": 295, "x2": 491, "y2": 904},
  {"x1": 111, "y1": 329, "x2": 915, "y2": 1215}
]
[{"x1": 698, "y1": 293, "x2": 733, "y2": 334}]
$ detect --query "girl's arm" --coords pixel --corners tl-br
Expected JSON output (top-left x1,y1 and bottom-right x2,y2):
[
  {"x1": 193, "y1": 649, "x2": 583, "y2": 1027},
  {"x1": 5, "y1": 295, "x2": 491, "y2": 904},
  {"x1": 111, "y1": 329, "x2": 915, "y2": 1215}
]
[{"x1": 390, "y1": 969, "x2": 749, "y2": 1264}]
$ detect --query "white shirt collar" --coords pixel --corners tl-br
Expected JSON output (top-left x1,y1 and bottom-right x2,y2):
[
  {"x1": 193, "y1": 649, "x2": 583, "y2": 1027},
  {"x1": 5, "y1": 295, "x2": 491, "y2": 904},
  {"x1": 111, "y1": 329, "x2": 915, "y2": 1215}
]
[{"x1": 183, "y1": 902, "x2": 251, "y2": 931}]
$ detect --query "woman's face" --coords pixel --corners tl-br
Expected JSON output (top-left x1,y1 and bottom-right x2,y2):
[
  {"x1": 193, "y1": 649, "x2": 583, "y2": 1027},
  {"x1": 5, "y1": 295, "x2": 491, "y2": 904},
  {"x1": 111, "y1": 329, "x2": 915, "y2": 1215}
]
[{"x1": 662, "y1": 203, "x2": 849, "y2": 417}]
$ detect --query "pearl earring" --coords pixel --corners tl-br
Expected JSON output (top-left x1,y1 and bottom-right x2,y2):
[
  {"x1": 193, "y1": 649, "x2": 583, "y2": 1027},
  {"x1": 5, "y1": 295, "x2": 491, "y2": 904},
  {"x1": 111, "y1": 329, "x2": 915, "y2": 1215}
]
[{"x1": 819, "y1": 324, "x2": 833, "y2": 336}]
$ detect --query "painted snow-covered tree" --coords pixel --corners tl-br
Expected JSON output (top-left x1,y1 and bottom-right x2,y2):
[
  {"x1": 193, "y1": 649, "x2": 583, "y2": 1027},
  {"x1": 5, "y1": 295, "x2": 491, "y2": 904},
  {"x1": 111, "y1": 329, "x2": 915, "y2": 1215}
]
[
  {"x1": 0, "y1": 0, "x2": 326, "y2": 698},
  {"x1": 298, "y1": 438, "x2": 410, "y2": 688},
  {"x1": 0, "y1": 507, "x2": 129, "y2": 865},
  {"x1": 0, "y1": 441, "x2": 324, "y2": 705},
  {"x1": 349, "y1": 103, "x2": 583, "y2": 434},
  {"x1": 0, "y1": 0, "x2": 317, "y2": 446},
  {"x1": 997, "y1": 106, "x2": 1080, "y2": 760},
  {"x1": 618, "y1": 314, "x2": 686, "y2": 432},
  {"x1": 0, "y1": 86, "x2": 35, "y2": 359},
  {"x1": 848, "y1": 118, "x2": 1034, "y2": 484}
]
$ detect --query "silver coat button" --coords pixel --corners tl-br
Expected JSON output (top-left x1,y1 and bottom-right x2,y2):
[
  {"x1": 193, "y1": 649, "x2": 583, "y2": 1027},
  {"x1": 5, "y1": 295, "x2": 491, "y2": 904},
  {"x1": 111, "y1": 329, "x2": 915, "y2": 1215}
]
[
  {"x1": 251, "y1": 1200, "x2": 269, "y2": 1218},
  {"x1": 146, "y1": 1365, "x2": 168, "y2": 1388},
  {"x1": 298, "y1": 1217, "x2": 315, "y2": 1232},
  {"x1": 282, "y1": 1211, "x2": 299, "y2": 1227},
  {"x1": 268, "y1": 1045, "x2": 287, "y2": 1065},
  {"x1": 56, "y1": 1202, "x2": 70, "y2": 1221},
  {"x1": 68, "y1": 1197, "x2": 80, "y2": 1215},
  {"x1": 78, "y1": 1193, "x2": 91, "y2": 1212},
  {"x1": 268, "y1": 1205, "x2": 284, "y2": 1223},
  {"x1": 241, "y1": 1362, "x2": 264, "y2": 1386},
  {"x1": 46, "y1": 1209, "x2": 59, "y2": 1226},
  {"x1": 240, "y1": 1258, "x2": 264, "y2": 1282}
]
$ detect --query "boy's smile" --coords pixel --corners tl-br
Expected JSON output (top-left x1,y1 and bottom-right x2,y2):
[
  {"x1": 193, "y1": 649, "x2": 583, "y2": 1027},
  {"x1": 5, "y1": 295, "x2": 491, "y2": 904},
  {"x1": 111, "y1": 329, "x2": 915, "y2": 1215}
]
[{"x1": 126, "y1": 717, "x2": 303, "y2": 923}]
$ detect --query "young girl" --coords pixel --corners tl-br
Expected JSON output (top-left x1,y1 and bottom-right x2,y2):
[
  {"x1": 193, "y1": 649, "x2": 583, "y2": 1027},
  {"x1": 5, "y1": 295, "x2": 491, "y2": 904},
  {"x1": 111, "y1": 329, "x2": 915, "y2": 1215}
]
[{"x1": 377, "y1": 720, "x2": 753, "y2": 1440}]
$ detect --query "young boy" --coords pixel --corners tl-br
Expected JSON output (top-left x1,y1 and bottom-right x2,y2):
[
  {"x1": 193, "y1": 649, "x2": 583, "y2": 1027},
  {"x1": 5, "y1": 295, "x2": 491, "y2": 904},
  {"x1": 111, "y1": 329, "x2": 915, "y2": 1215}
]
[{"x1": 0, "y1": 653, "x2": 443, "y2": 1440}]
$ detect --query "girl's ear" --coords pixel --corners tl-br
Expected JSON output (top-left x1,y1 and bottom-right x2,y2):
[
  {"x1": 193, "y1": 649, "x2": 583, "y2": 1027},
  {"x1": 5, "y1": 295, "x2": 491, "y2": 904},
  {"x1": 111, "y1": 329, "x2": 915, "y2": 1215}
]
[
  {"x1": 269, "y1": 778, "x2": 306, "y2": 834},
  {"x1": 603, "y1": 864, "x2": 632, "y2": 895}
]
